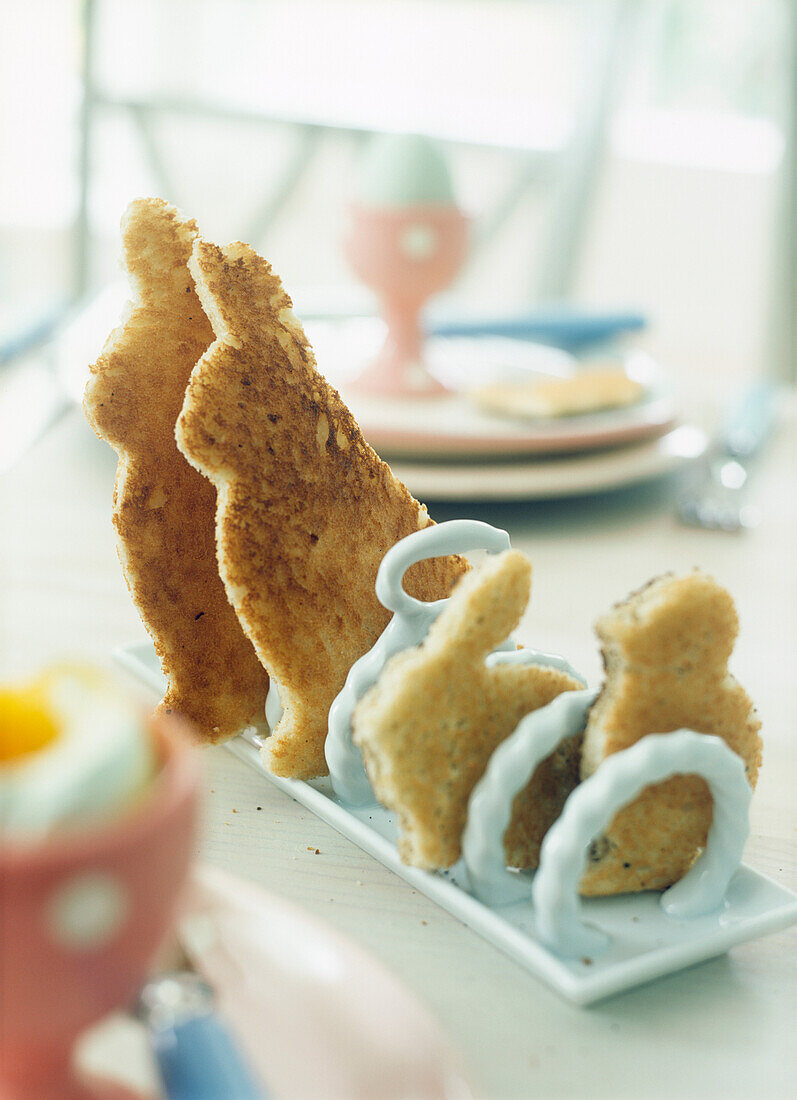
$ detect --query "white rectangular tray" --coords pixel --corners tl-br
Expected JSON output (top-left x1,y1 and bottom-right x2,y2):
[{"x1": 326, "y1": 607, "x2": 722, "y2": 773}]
[{"x1": 119, "y1": 643, "x2": 797, "y2": 1005}]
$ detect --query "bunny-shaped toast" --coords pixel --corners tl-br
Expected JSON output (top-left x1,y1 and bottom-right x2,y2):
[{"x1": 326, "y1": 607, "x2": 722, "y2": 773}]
[
  {"x1": 579, "y1": 571, "x2": 762, "y2": 895},
  {"x1": 176, "y1": 239, "x2": 467, "y2": 779},
  {"x1": 352, "y1": 550, "x2": 583, "y2": 870},
  {"x1": 83, "y1": 199, "x2": 268, "y2": 740}
]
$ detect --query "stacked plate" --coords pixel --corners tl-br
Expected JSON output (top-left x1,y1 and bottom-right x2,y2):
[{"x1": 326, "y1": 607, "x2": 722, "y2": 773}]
[
  {"x1": 318, "y1": 328, "x2": 707, "y2": 502},
  {"x1": 57, "y1": 301, "x2": 706, "y2": 502}
]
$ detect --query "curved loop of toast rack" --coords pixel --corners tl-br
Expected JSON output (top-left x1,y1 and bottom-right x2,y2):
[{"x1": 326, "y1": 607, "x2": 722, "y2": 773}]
[
  {"x1": 463, "y1": 687, "x2": 598, "y2": 908},
  {"x1": 466, "y1": 714, "x2": 753, "y2": 958},
  {"x1": 326, "y1": 520, "x2": 513, "y2": 804}
]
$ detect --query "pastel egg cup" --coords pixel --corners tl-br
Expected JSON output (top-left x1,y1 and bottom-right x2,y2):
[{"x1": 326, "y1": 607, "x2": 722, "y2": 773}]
[
  {"x1": 343, "y1": 203, "x2": 468, "y2": 397},
  {"x1": 0, "y1": 715, "x2": 200, "y2": 1099}
]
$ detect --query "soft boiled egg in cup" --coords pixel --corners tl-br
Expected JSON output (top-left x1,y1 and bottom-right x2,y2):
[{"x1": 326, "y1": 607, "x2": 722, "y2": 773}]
[
  {"x1": 0, "y1": 665, "x2": 199, "y2": 1100},
  {"x1": 0, "y1": 666, "x2": 158, "y2": 836}
]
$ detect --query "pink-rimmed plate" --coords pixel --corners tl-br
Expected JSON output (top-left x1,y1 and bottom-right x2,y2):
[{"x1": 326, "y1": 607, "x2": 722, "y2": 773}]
[
  {"x1": 334, "y1": 340, "x2": 675, "y2": 460},
  {"x1": 388, "y1": 424, "x2": 707, "y2": 502}
]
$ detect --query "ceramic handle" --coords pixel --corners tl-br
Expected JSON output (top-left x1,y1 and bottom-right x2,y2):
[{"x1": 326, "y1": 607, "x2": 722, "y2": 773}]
[
  {"x1": 484, "y1": 647, "x2": 587, "y2": 684},
  {"x1": 140, "y1": 971, "x2": 263, "y2": 1099},
  {"x1": 375, "y1": 519, "x2": 510, "y2": 617},
  {"x1": 463, "y1": 688, "x2": 597, "y2": 906},
  {"x1": 326, "y1": 519, "x2": 511, "y2": 805},
  {"x1": 151, "y1": 1011, "x2": 264, "y2": 1100},
  {"x1": 531, "y1": 731, "x2": 752, "y2": 958}
]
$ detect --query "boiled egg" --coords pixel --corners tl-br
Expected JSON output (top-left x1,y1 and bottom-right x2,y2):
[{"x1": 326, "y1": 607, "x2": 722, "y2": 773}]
[
  {"x1": 0, "y1": 666, "x2": 156, "y2": 838},
  {"x1": 356, "y1": 133, "x2": 457, "y2": 209}
]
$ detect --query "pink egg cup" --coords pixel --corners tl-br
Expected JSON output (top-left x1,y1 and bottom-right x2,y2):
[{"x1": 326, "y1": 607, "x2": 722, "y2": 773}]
[
  {"x1": 344, "y1": 203, "x2": 468, "y2": 398},
  {"x1": 0, "y1": 715, "x2": 200, "y2": 1100}
]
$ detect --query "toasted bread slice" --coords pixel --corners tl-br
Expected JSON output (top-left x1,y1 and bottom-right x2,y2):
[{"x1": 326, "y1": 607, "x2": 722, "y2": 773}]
[
  {"x1": 84, "y1": 198, "x2": 268, "y2": 741},
  {"x1": 579, "y1": 571, "x2": 762, "y2": 895},
  {"x1": 475, "y1": 366, "x2": 644, "y2": 419},
  {"x1": 353, "y1": 551, "x2": 583, "y2": 869},
  {"x1": 176, "y1": 239, "x2": 467, "y2": 778}
]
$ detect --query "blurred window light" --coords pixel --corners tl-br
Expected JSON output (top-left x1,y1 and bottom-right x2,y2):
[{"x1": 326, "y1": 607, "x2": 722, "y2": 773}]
[
  {"x1": 613, "y1": 111, "x2": 783, "y2": 174},
  {"x1": 2, "y1": 0, "x2": 789, "y2": 231},
  {"x1": 94, "y1": 0, "x2": 579, "y2": 150},
  {"x1": 0, "y1": 0, "x2": 78, "y2": 226},
  {"x1": 0, "y1": 0, "x2": 790, "y2": 351}
]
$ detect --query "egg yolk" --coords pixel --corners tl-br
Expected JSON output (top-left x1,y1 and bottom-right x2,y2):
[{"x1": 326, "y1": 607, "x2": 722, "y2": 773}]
[{"x1": 0, "y1": 687, "x2": 59, "y2": 762}]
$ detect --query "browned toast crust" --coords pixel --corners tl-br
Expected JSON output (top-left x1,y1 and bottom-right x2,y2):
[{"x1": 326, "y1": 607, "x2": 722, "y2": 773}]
[
  {"x1": 579, "y1": 571, "x2": 762, "y2": 895},
  {"x1": 176, "y1": 239, "x2": 466, "y2": 778},
  {"x1": 83, "y1": 199, "x2": 268, "y2": 741}
]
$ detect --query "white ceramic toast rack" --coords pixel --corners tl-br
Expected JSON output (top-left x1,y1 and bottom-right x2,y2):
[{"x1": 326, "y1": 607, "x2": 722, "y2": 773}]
[{"x1": 118, "y1": 520, "x2": 797, "y2": 1004}]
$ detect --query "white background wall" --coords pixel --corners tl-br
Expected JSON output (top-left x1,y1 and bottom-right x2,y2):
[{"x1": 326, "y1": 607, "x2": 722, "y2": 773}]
[{"x1": 0, "y1": 0, "x2": 790, "y2": 390}]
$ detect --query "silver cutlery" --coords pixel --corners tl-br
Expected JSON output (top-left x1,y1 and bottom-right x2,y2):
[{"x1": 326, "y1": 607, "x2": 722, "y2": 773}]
[{"x1": 677, "y1": 380, "x2": 776, "y2": 531}]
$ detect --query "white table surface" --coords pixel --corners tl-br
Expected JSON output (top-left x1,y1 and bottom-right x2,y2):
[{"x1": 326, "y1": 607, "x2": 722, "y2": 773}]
[{"x1": 1, "y1": 403, "x2": 795, "y2": 1099}]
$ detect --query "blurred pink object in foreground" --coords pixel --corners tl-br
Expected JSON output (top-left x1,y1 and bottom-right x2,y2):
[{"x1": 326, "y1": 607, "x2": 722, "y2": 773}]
[
  {"x1": 181, "y1": 863, "x2": 474, "y2": 1100},
  {"x1": 0, "y1": 714, "x2": 200, "y2": 1100},
  {"x1": 344, "y1": 133, "x2": 468, "y2": 397}
]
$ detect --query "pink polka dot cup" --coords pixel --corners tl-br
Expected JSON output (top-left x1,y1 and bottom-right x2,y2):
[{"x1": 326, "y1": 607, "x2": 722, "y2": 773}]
[
  {"x1": 344, "y1": 203, "x2": 468, "y2": 397},
  {"x1": 0, "y1": 713, "x2": 200, "y2": 1099}
]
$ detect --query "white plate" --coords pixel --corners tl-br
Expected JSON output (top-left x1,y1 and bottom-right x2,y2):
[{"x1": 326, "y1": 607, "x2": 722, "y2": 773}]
[
  {"x1": 390, "y1": 424, "x2": 708, "y2": 501},
  {"x1": 57, "y1": 294, "x2": 673, "y2": 464},
  {"x1": 340, "y1": 343, "x2": 676, "y2": 460},
  {"x1": 118, "y1": 643, "x2": 797, "y2": 1006},
  {"x1": 307, "y1": 321, "x2": 676, "y2": 460}
]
